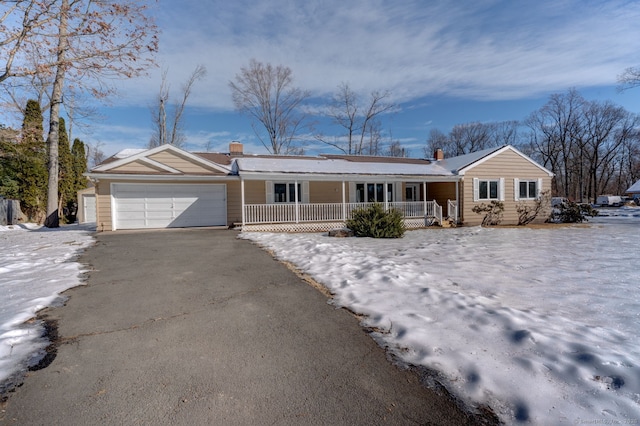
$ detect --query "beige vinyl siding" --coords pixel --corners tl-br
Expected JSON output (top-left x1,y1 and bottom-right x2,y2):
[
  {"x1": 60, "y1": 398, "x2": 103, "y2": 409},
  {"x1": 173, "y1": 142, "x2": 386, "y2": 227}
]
[
  {"x1": 461, "y1": 149, "x2": 551, "y2": 225},
  {"x1": 95, "y1": 180, "x2": 113, "y2": 231},
  {"x1": 111, "y1": 160, "x2": 164, "y2": 174},
  {"x1": 226, "y1": 180, "x2": 242, "y2": 225},
  {"x1": 148, "y1": 151, "x2": 226, "y2": 174},
  {"x1": 309, "y1": 181, "x2": 343, "y2": 203},
  {"x1": 243, "y1": 180, "x2": 266, "y2": 204}
]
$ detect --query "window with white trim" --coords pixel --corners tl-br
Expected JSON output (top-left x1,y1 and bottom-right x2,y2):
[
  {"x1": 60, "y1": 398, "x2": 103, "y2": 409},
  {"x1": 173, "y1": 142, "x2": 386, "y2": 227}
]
[
  {"x1": 519, "y1": 180, "x2": 538, "y2": 200},
  {"x1": 473, "y1": 177, "x2": 504, "y2": 202},
  {"x1": 355, "y1": 183, "x2": 393, "y2": 202},
  {"x1": 479, "y1": 179, "x2": 499, "y2": 200},
  {"x1": 274, "y1": 182, "x2": 301, "y2": 203}
]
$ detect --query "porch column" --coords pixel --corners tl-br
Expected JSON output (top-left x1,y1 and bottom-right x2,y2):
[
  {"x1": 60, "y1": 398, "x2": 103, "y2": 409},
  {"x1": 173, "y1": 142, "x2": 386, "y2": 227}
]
[
  {"x1": 384, "y1": 181, "x2": 389, "y2": 211},
  {"x1": 423, "y1": 181, "x2": 427, "y2": 213},
  {"x1": 342, "y1": 180, "x2": 346, "y2": 221},
  {"x1": 241, "y1": 178, "x2": 246, "y2": 227},
  {"x1": 294, "y1": 179, "x2": 299, "y2": 223},
  {"x1": 455, "y1": 180, "x2": 459, "y2": 222}
]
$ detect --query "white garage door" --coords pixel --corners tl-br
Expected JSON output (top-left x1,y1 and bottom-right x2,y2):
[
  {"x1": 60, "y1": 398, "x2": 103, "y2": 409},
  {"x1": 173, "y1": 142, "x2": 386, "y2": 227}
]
[{"x1": 113, "y1": 183, "x2": 226, "y2": 230}]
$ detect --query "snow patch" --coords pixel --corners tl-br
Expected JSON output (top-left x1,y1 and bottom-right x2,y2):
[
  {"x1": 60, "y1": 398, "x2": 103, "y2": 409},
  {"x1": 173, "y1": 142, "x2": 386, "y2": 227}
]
[{"x1": 243, "y1": 217, "x2": 640, "y2": 424}]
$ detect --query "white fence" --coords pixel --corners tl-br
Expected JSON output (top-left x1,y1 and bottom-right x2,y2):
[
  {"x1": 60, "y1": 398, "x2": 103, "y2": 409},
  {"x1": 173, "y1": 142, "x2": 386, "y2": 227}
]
[{"x1": 244, "y1": 201, "x2": 442, "y2": 226}]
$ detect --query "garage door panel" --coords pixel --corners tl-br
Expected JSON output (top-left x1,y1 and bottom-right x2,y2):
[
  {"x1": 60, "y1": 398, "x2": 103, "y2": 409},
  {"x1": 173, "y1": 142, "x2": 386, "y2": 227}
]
[{"x1": 113, "y1": 184, "x2": 226, "y2": 230}]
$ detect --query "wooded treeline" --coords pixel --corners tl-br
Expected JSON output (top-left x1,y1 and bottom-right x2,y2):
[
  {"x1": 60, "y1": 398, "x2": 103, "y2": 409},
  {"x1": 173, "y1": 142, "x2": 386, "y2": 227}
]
[{"x1": 424, "y1": 89, "x2": 640, "y2": 202}]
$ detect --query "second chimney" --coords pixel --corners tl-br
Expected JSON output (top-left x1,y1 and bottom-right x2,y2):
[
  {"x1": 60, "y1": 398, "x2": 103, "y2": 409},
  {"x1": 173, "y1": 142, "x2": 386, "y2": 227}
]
[
  {"x1": 229, "y1": 141, "x2": 243, "y2": 156},
  {"x1": 434, "y1": 148, "x2": 444, "y2": 161}
]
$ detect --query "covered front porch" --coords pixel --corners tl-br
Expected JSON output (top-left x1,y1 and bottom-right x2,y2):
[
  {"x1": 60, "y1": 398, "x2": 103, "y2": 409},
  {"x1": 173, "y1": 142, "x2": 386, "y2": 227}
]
[{"x1": 239, "y1": 179, "x2": 460, "y2": 232}]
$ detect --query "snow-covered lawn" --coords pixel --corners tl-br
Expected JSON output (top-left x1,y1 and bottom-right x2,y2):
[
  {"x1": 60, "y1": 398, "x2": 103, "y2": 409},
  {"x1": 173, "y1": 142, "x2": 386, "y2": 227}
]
[
  {"x1": 0, "y1": 224, "x2": 94, "y2": 392},
  {"x1": 243, "y1": 214, "x2": 640, "y2": 424}
]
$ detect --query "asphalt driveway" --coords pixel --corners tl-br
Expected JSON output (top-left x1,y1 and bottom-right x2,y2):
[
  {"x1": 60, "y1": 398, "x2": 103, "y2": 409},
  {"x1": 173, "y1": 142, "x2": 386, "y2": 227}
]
[{"x1": 1, "y1": 229, "x2": 494, "y2": 425}]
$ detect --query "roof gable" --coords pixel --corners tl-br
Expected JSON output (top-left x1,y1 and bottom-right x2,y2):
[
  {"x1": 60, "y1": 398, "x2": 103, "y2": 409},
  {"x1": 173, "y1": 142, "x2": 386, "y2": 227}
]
[
  {"x1": 92, "y1": 144, "x2": 230, "y2": 175},
  {"x1": 626, "y1": 179, "x2": 640, "y2": 193},
  {"x1": 441, "y1": 145, "x2": 553, "y2": 176}
]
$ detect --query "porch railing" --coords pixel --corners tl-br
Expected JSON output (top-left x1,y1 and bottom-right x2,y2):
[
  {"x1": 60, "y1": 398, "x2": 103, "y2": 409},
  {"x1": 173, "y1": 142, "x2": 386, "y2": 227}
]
[
  {"x1": 244, "y1": 201, "x2": 442, "y2": 225},
  {"x1": 447, "y1": 199, "x2": 458, "y2": 223}
]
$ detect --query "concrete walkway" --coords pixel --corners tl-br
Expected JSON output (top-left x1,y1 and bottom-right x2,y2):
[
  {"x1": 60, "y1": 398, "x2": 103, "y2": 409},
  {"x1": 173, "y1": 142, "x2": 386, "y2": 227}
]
[{"x1": 1, "y1": 229, "x2": 495, "y2": 425}]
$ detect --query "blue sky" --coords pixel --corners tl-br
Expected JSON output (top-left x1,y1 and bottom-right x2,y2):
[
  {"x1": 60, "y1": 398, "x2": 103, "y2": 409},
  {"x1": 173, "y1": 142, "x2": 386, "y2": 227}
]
[{"x1": 70, "y1": 0, "x2": 640, "y2": 158}]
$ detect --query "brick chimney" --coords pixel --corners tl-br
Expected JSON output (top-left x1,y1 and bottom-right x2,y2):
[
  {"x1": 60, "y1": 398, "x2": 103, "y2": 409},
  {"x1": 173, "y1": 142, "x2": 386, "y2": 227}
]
[
  {"x1": 229, "y1": 141, "x2": 243, "y2": 156},
  {"x1": 434, "y1": 148, "x2": 444, "y2": 161}
]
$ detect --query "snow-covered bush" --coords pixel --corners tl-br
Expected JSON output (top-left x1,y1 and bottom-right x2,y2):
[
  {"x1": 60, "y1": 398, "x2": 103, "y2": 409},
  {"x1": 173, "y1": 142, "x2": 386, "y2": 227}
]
[
  {"x1": 548, "y1": 201, "x2": 597, "y2": 223},
  {"x1": 516, "y1": 191, "x2": 550, "y2": 225}
]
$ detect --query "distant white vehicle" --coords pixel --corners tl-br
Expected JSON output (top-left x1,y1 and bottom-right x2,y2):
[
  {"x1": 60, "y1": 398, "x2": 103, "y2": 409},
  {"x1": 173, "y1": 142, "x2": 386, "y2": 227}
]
[{"x1": 596, "y1": 195, "x2": 623, "y2": 207}]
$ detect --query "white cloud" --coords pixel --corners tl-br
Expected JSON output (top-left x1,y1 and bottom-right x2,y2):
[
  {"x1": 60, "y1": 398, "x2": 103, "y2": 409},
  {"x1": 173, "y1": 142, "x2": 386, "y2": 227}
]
[{"x1": 110, "y1": 0, "x2": 640, "y2": 110}]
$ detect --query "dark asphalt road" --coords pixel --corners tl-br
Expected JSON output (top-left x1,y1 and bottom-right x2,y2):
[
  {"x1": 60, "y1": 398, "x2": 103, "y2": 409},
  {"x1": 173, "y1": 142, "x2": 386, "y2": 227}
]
[{"x1": 0, "y1": 228, "x2": 496, "y2": 425}]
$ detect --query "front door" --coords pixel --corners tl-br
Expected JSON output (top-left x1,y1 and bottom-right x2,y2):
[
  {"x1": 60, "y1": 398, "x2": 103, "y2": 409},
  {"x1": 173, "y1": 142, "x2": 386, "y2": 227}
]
[{"x1": 405, "y1": 183, "x2": 419, "y2": 201}]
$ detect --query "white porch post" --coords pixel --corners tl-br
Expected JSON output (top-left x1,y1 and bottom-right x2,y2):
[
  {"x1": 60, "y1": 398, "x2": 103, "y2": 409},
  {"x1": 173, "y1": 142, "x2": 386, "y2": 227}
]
[
  {"x1": 384, "y1": 181, "x2": 388, "y2": 210},
  {"x1": 423, "y1": 181, "x2": 427, "y2": 213},
  {"x1": 294, "y1": 179, "x2": 299, "y2": 223},
  {"x1": 342, "y1": 180, "x2": 346, "y2": 221},
  {"x1": 455, "y1": 180, "x2": 459, "y2": 222},
  {"x1": 241, "y1": 178, "x2": 246, "y2": 227}
]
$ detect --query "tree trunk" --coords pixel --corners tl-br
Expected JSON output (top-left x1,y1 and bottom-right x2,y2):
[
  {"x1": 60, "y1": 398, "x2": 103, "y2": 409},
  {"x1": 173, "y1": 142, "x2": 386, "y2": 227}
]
[{"x1": 44, "y1": 0, "x2": 69, "y2": 228}]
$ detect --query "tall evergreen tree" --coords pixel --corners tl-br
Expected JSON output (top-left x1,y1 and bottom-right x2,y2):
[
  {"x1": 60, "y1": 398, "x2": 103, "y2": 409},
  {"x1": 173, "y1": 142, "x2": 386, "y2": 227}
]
[
  {"x1": 71, "y1": 138, "x2": 87, "y2": 192},
  {"x1": 57, "y1": 117, "x2": 75, "y2": 222},
  {"x1": 12, "y1": 100, "x2": 48, "y2": 222}
]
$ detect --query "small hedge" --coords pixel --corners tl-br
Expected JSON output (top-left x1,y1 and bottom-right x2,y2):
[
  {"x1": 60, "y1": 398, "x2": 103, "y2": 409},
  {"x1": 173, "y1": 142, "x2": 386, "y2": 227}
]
[{"x1": 345, "y1": 203, "x2": 406, "y2": 238}]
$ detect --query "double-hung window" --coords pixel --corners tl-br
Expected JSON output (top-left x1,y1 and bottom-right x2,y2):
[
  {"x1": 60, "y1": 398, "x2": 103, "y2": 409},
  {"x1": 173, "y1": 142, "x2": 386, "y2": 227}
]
[
  {"x1": 519, "y1": 180, "x2": 537, "y2": 200},
  {"x1": 478, "y1": 180, "x2": 499, "y2": 200},
  {"x1": 274, "y1": 182, "x2": 301, "y2": 203},
  {"x1": 473, "y1": 178, "x2": 504, "y2": 202},
  {"x1": 514, "y1": 178, "x2": 542, "y2": 201}
]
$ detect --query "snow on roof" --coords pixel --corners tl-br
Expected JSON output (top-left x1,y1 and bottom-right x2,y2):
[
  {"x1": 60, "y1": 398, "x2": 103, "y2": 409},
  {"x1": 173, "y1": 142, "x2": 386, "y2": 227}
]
[
  {"x1": 234, "y1": 156, "x2": 454, "y2": 176},
  {"x1": 626, "y1": 179, "x2": 640, "y2": 194},
  {"x1": 438, "y1": 145, "x2": 505, "y2": 173}
]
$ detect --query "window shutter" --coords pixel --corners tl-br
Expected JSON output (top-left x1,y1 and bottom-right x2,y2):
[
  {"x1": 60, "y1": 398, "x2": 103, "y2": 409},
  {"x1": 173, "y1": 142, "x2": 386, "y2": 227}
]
[
  {"x1": 302, "y1": 181, "x2": 310, "y2": 203},
  {"x1": 265, "y1": 181, "x2": 274, "y2": 204},
  {"x1": 473, "y1": 178, "x2": 479, "y2": 202},
  {"x1": 499, "y1": 178, "x2": 505, "y2": 201},
  {"x1": 348, "y1": 182, "x2": 356, "y2": 202},
  {"x1": 514, "y1": 178, "x2": 520, "y2": 201},
  {"x1": 537, "y1": 178, "x2": 543, "y2": 199}
]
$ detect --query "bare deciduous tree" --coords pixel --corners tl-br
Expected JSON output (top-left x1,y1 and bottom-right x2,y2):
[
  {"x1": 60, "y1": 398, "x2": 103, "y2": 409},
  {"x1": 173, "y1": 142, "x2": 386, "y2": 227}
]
[
  {"x1": 149, "y1": 64, "x2": 206, "y2": 148},
  {"x1": 1, "y1": 0, "x2": 159, "y2": 227},
  {"x1": 317, "y1": 82, "x2": 395, "y2": 155},
  {"x1": 526, "y1": 89, "x2": 639, "y2": 202},
  {"x1": 229, "y1": 59, "x2": 309, "y2": 154},
  {"x1": 618, "y1": 67, "x2": 640, "y2": 91}
]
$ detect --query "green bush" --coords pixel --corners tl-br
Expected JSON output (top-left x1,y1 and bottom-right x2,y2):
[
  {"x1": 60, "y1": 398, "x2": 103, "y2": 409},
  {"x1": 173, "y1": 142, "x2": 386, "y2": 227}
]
[
  {"x1": 345, "y1": 203, "x2": 406, "y2": 238},
  {"x1": 548, "y1": 201, "x2": 598, "y2": 223}
]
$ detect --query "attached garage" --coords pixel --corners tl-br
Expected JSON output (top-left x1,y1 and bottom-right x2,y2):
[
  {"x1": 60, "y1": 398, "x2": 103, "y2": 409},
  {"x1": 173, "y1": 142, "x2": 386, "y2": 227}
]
[{"x1": 112, "y1": 183, "x2": 227, "y2": 230}]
